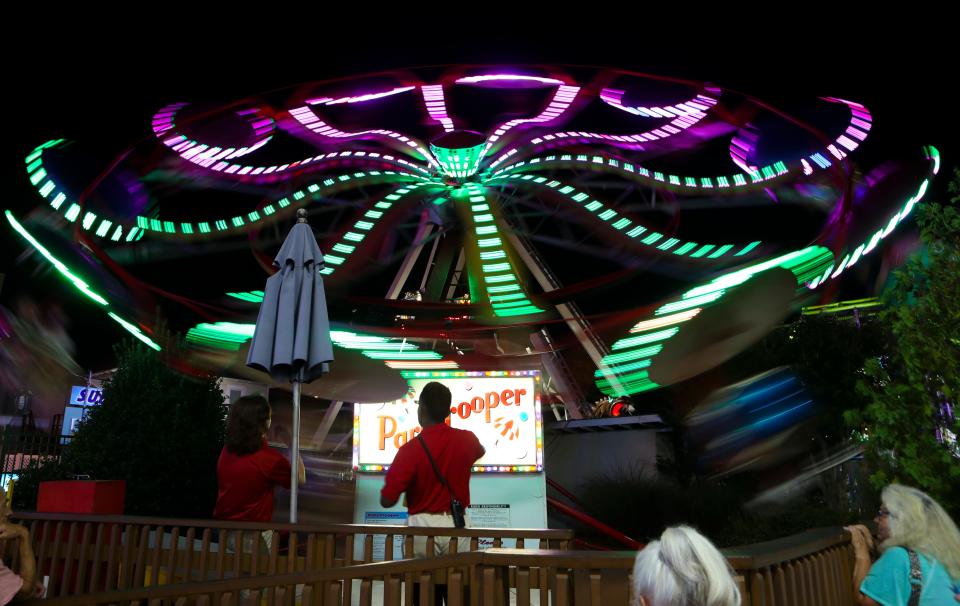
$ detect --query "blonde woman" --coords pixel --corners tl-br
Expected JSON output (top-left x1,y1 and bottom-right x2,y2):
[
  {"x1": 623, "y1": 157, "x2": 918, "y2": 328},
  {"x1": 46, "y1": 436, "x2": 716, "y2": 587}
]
[
  {"x1": 0, "y1": 487, "x2": 38, "y2": 603},
  {"x1": 631, "y1": 525, "x2": 741, "y2": 606},
  {"x1": 848, "y1": 484, "x2": 960, "y2": 605}
]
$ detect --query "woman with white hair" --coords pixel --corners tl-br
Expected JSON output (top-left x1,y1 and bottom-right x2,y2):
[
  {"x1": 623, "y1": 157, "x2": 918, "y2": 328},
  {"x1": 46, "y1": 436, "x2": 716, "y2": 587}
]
[
  {"x1": 631, "y1": 525, "x2": 741, "y2": 606},
  {"x1": 848, "y1": 483, "x2": 960, "y2": 605}
]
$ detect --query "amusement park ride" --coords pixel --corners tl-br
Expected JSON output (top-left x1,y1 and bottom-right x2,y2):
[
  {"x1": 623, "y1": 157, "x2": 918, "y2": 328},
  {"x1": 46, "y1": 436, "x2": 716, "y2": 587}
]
[{"x1": 6, "y1": 65, "x2": 939, "y2": 419}]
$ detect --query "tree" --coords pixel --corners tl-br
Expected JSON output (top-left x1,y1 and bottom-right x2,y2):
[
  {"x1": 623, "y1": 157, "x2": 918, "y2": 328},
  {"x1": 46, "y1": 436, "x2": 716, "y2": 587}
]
[
  {"x1": 846, "y1": 167, "x2": 960, "y2": 511},
  {"x1": 65, "y1": 332, "x2": 227, "y2": 518}
]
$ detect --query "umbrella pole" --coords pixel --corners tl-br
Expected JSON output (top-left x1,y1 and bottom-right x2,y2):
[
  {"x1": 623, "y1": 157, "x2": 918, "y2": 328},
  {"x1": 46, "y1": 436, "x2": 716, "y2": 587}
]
[{"x1": 291, "y1": 380, "x2": 301, "y2": 524}]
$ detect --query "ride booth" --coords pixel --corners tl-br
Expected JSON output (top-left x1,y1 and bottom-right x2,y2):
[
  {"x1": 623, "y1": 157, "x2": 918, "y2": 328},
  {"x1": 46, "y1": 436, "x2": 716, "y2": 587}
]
[{"x1": 352, "y1": 370, "x2": 547, "y2": 559}]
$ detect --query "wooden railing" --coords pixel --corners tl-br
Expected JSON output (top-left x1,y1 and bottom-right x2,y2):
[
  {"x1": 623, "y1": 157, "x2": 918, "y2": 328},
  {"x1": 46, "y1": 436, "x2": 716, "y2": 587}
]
[
  {"x1": 724, "y1": 527, "x2": 856, "y2": 606},
  {"x1": 7, "y1": 512, "x2": 573, "y2": 599},
  {"x1": 19, "y1": 549, "x2": 632, "y2": 606},
  {"x1": 7, "y1": 513, "x2": 856, "y2": 605}
]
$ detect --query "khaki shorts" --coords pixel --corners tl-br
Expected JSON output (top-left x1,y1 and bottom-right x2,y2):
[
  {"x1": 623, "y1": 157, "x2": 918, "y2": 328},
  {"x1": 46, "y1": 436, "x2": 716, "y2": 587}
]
[
  {"x1": 224, "y1": 529, "x2": 274, "y2": 555},
  {"x1": 407, "y1": 512, "x2": 472, "y2": 558},
  {"x1": 223, "y1": 530, "x2": 278, "y2": 603}
]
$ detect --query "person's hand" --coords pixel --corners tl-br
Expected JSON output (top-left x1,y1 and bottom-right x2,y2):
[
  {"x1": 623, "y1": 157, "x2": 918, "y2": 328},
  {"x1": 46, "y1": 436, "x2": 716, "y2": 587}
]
[
  {"x1": 845, "y1": 524, "x2": 875, "y2": 560},
  {"x1": 847, "y1": 524, "x2": 874, "y2": 551},
  {"x1": 0, "y1": 522, "x2": 28, "y2": 540}
]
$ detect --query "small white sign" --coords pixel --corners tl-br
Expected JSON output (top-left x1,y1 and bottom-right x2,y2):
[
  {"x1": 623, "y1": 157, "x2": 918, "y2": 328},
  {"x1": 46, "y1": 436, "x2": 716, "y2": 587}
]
[
  {"x1": 468, "y1": 504, "x2": 510, "y2": 528},
  {"x1": 468, "y1": 504, "x2": 511, "y2": 549},
  {"x1": 363, "y1": 511, "x2": 408, "y2": 561}
]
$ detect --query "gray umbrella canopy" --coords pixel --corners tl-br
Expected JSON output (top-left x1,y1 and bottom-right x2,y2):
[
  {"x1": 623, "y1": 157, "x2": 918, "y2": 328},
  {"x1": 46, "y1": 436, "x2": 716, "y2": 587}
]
[
  {"x1": 245, "y1": 209, "x2": 334, "y2": 523},
  {"x1": 247, "y1": 210, "x2": 334, "y2": 382}
]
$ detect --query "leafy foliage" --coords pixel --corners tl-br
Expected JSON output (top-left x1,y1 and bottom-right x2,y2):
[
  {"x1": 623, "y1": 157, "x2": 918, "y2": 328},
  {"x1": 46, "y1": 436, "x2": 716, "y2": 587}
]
[
  {"x1": 846, "y1": 167, "x2": 960, "y2": 512},
  {"x1": 13, "y1": 331, "x2": 228, "y2": 517}
]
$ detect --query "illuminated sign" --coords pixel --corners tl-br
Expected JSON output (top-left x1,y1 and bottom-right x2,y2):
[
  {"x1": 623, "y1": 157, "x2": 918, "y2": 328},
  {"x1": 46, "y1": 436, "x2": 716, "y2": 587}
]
[
  {"x1": 69, "y1": 386, "x2": 104, "y2": 406},
  {"x1": 353, "y1": 371, "x2": 543, "y2": 473},
  {"x1": 61, "y1": 405, "x2": 89, "y2": 441}
]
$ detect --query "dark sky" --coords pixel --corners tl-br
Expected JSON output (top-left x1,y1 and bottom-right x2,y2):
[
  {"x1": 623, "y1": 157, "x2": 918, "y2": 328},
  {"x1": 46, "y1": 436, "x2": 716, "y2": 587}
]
[{"x1": 2, "y1": 17, "x2": 954, "y2": 370}]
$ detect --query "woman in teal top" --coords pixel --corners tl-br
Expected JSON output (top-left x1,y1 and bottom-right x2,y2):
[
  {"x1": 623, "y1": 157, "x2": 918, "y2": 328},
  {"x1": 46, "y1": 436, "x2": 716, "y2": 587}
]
[{"x1": 849, "y1": 484, "x2": 960, "y2": 605}]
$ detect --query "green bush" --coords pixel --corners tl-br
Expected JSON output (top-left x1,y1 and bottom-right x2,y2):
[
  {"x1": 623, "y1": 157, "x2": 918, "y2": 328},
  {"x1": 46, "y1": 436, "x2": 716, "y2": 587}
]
[
  {"x1": 575, "y1": 467, "x2": 860, "y2": 547},
  {"x1": 713, "y1": 501, "x2": 861, "y2": 547},
  {"x1": 10, "y1": 336, "x2": 228, "y2": 518},
  {"x1": 63, "y1": 336, "x2": 228, "y2": 518}
]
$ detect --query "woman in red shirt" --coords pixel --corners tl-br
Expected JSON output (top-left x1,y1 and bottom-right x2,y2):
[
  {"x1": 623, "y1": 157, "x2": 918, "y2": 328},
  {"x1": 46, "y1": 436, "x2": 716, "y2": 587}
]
[{"x1": 214, "y1": 395, "x2": 305, "y2": 527}]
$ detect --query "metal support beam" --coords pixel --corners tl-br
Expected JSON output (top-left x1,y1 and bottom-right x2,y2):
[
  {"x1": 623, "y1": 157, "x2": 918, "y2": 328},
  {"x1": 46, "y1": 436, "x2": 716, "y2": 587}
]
[
  {"x1": 386, "y1": 210, "x2": 435, "y2": 299},
  {"x1": 443, "y1": 248, "x2": 467, "y2": 302},
  {"x1": 419, "y1": 232, "x2": 442, "y2": 292},
  {"x1": 505, "y1": 232, "x2": 620, "y2": 418},
  {"x1": 506, "y1": 232, "x2": 609, "y2": 368},
  {"x1": 531, "y1": 330, "x2": 583, "y2": 421},
  {"x1": 310, "y1": 400, "x2": 343, "y2": 450}
]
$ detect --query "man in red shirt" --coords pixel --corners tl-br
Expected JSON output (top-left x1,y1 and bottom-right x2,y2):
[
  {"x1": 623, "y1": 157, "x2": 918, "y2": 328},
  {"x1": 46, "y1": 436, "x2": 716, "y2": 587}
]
[{"x1": 380, "y1": 381, "x2": 485, "y2": 558}]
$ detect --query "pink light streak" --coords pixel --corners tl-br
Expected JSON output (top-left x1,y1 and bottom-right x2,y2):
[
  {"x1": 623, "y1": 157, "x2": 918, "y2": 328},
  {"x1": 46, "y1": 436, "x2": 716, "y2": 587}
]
[{"x1": 421, "y1": 85, "x2": 455, "y2": 132}]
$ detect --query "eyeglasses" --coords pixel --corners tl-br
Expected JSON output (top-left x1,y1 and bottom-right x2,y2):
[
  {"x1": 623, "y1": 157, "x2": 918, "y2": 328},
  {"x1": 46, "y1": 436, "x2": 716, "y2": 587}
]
[{"x1": 877, "y1": 508, "x2": 891, "y2": 519}]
